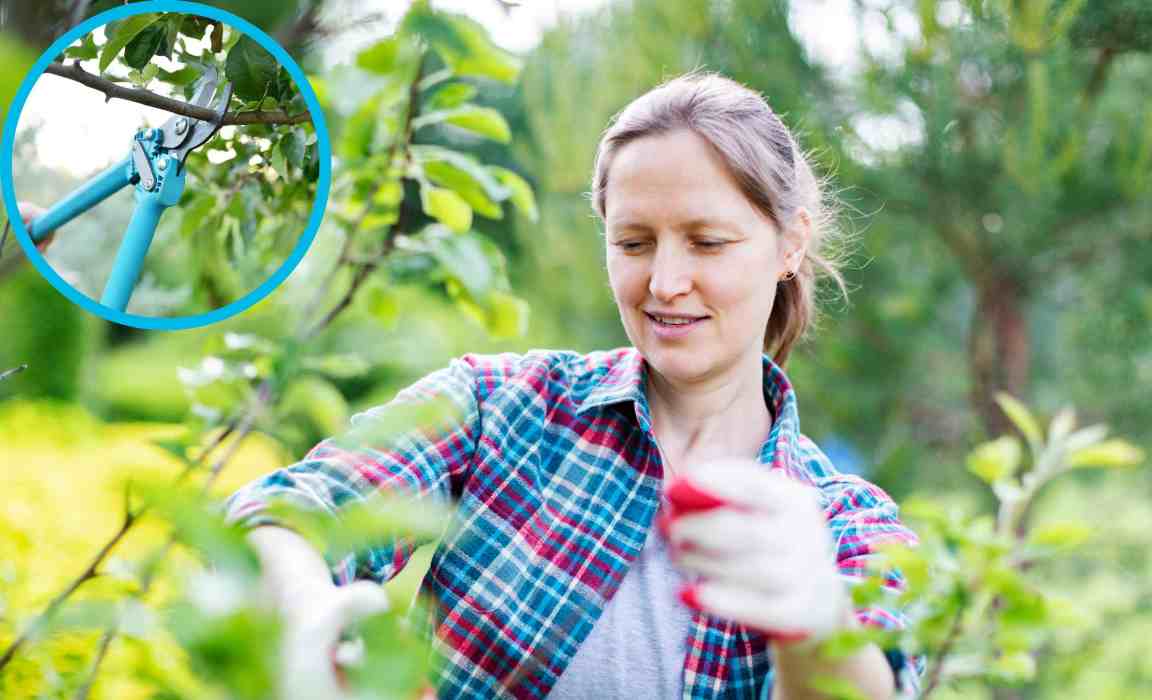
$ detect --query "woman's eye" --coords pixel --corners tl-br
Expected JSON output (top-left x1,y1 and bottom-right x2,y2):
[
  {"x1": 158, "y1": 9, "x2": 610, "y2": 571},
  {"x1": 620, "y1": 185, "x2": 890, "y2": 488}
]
[
  {"x1": 614, "y1": 240, "x2": 649, "y2": 252},
  {"x1": 694, "y1": 240, "x2": 727, "y2": 250}
]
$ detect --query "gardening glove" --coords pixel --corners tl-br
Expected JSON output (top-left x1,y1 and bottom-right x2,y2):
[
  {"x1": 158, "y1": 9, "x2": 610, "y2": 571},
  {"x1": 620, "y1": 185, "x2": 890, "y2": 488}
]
[
  {"x1": 278, "y1": 579, "x2": 392, "y2": 700},
  {"x1": 661, "y1": 459, "x2": 851, "y2": 645},
  {"x1": 247, "y1": 526, "x2": 391, "y2": 700}
]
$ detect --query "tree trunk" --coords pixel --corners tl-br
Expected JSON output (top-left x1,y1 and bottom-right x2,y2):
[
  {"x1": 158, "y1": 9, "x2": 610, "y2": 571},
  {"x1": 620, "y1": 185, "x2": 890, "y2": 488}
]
[{"x1": 969, "y1": 273, "x2": 1031, "y2": 438}]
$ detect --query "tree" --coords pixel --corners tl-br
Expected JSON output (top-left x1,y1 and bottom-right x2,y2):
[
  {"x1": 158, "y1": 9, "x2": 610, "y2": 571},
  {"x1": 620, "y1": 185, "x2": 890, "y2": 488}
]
[{"x1": 0, "y1": 3, "x2": 537, "y2": 698}]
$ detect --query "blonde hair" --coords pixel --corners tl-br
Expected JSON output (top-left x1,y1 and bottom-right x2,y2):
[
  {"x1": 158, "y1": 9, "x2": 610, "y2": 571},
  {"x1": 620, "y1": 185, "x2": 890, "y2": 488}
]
[{"x1": 590, "y1": 72, "x2": 848, "y2": 366}]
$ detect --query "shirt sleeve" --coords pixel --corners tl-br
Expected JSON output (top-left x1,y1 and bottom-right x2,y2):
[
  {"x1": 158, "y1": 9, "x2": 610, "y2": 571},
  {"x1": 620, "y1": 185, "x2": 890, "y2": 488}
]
[
  {"x1": 223, "y1": 354, "x2": 485, "y2": 585},
  {"x1": 821, "y1": 473, "x2": 926, "y2": 698}
]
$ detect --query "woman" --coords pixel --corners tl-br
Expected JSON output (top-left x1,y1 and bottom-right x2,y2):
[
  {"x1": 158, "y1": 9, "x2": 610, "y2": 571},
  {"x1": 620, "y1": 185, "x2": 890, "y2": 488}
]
[{"x1": 226, "y1": 72, "x2": 923, "y2": 700}]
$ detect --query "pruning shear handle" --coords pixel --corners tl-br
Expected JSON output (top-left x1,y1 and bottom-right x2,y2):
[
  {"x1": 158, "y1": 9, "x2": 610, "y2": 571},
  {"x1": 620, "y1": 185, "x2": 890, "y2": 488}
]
[{"x1": 25, "y1": 67, "x2": 232, "y2": 312}]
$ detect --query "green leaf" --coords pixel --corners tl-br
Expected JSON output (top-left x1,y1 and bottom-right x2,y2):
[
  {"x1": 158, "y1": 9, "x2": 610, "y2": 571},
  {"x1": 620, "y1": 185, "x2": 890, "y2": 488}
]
[
  {"x1": 991, "y1": 652, "x2": 1037, "y2": 683},
  {"x1": 405, "y1": 8, "x2": 522, "y2": 84},
  {"x1": 1066, "y1": 439, "x2": 1144, "y2": 469},
  {"x1": 426, "y1": 229, "x2": 493, "y2": 300},
  {"x1": 418, "y1": 105, "x2": 511, "y2": 142},
  {"x1": 356, "y1": 36, "x2": 401, "y2": 74},
  {"x1": 280, "y1": 375, "x2": 349, "y2": 437},
  {"x1": 428, "y1": 82, "x2": 477, "y2": 109},
  {"x1": 373, "y1": 179, "x2": 404, "y2": 207},
  {"x1": 340, "y1": 91, "x2": 385, "y2": 159},
  {"x1": 123, "y1": 20, "x2": 170, "y2": 68},
  {"x1": 64, "y1": 34, "x2": 100, "y2": 61},
  {"x1": 225, "y1": 35, "x2": 284, "y2": 102},
  {"x1": 994, "y1": 392, "x2": 1042, "y2": 448},
  {"x1": 100, "y1": 13, "x2": 162, "y2": 73},
  {"x1": 300, "y1": 353, "x2": 372, "y2": 379},
  {"x1": 414, "y1": 146, "x2": 507, "y2": 219},
  {"x1": 485, "y1": 290, "x2": 529, "y2": 339},
  {"x1": 805, "y1": 676, "x2": 872, "y2": 700},
  {"x1": 421, "y1": 185, "x2": 473, "y2": 233},
  {"x1": 180, "y1": 194, "x2": 216, "y2": 237},
  {"x1": 180, "y1": 15, "x2": 213, "y2": 40},
  {"x1": 280, "y1": 128, "x2": 307, "y2": 171},
  {"x1": 140, "y1": 62, "x2": 159, "y2": 83},
  {"x1": 302, "y1": 142, "x2": 320, "y2": 182},
  {"x1": 159, "y1": 64, "x2": 201, "y2": 85},
  {"x1": 1027, "y1": 521, "x2": 1093, "y2": 549},
  {"x1": 967, "y1": 436, "x2": 1022, "y2": 484},
  {"x1": 362, "y1": 282, "x2": 400, "y2": 327},
  {"x1": 489, "y1": 166, "x2": 538, "y2": 221},
  {"x1": 423, "y1": 162, "x2": 502, "y2": 218},
  {"x1": 150, "y1": 435, "x2": 195, "y2": 466}
]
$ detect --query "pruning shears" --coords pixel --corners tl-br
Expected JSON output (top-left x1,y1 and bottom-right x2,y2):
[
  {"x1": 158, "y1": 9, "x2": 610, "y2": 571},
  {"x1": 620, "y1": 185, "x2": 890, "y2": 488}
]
[{"x1": 27, "y1": 66, "x2": 233, "y2": 312}]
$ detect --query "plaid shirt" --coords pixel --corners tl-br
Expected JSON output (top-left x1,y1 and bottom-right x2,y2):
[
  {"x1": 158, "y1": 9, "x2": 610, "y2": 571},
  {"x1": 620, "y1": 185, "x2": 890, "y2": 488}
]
[{"x1": 226, "y1": 347, "x2": 924, "y2": 698}]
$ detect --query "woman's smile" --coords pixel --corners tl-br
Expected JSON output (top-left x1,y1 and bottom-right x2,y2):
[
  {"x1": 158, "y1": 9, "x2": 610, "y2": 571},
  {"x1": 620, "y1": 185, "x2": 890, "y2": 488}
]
[{"x1": 645, "y1": 311, "x2": 710, "y2": 339}]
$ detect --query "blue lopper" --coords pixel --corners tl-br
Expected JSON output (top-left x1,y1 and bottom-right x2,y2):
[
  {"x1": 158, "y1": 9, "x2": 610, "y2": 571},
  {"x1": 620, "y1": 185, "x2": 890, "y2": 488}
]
[{"x1": 27, "y1": 66, "x2": 233, "y2": 312}]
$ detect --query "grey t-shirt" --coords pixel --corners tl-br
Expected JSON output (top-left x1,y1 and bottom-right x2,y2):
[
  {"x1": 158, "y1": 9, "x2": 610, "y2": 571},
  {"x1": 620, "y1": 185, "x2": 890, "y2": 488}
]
[{"x1": 547, "y1": 526, "x2": 693, "y2": 698}]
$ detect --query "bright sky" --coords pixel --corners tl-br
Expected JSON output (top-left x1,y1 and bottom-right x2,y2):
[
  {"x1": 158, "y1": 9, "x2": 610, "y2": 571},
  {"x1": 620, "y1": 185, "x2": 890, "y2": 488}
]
[{"x1": 17, "y1": 0, "x2": 909, "y2": 177}]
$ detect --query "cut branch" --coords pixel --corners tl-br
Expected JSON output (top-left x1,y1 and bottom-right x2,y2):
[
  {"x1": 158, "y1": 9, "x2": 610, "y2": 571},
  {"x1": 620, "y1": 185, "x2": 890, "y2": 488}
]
[{"x1": 44, "y1": 62, "x2": 312, "y2": 126}]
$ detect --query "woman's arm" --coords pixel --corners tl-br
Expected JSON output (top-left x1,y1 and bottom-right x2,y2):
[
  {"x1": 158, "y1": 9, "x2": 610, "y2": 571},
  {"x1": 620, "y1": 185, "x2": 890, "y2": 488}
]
[
  {"x1": 225, "y1": 355, "x2": 488, "y2": 584},
  {"x1": 769, "y1": 609, "x2": 895, "y2": 700}
]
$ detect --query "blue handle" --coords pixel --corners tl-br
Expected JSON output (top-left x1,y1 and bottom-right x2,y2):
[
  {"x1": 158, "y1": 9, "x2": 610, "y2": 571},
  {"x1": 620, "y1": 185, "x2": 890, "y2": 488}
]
[
  {"x1": 100, "y1": 194, "x2": 164, "y2": 310},
  {"x1": 99, "y1": 157, "x2": 186, "y2": 312},
  {"x1": 27, "y1": 157, "x2": 133, "y2": 242}
]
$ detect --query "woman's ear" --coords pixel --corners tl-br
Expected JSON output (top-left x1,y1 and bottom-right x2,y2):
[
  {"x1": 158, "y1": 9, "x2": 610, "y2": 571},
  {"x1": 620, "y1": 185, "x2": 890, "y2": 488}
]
[{"x1": 779, "y1": 207, "x2": 812, "y2": 274}]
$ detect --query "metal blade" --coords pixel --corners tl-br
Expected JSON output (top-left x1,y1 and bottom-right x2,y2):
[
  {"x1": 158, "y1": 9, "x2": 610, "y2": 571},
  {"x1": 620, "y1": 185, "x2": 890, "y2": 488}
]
[{"x1": 159, "y1": 65, "x2": 222, "y2": 150}]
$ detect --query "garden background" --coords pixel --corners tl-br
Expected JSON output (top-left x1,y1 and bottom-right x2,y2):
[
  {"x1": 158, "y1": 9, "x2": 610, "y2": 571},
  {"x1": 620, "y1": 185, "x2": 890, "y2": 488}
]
[{"x1": 1, "y1": 1, "x2": 1149, "y2": 699}]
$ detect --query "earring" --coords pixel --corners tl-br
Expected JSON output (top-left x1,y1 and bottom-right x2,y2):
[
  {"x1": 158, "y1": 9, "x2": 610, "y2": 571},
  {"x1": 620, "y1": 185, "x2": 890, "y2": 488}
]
[{"x1": 779, "y1": 270, "x2": 795, "y2": 282}]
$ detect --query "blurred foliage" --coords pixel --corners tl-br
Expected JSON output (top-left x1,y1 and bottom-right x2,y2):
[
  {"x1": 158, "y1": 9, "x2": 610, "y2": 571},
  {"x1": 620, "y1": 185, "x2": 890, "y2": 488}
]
[
  {"x1": 818, "y1": 396, "x2": 1148, "y2": 699},
  {"x1": 1, "y1": 0, "x2": 1150, "y2": 699},
  {"x1": 2, "y1": 1, "x2": 535, "y2": 698}
]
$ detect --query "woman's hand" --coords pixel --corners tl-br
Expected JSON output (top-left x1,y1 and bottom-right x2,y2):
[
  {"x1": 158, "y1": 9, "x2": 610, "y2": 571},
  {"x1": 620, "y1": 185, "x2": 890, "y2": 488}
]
[
  {"x1": 15, "y1": 201, "x2": 53, "y2": 252},
  {"x1": 277, "y1": 578, "x2": 393, "y2": 700},
  {"x1": 663, "y1": 459, "x2": 851, "y2": 644},
  {"x1": 246, "y1": 526, "x2": 391, "y2": 700}
]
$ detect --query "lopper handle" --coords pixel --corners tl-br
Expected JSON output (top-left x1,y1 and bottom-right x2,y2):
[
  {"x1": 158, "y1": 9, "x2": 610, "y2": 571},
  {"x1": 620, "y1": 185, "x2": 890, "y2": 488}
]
[
  {"x1": 27, "y1": 157, "x2": 133, "y2": 242},
  {"x1": 99, "y1": 193, "x2": 166, "y2": 311}
]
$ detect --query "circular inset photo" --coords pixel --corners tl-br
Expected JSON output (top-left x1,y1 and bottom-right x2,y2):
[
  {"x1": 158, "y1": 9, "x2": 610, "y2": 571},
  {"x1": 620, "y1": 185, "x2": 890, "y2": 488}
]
[{"x1": 1, "y1": 1, "x2": 329, "y2": 329}]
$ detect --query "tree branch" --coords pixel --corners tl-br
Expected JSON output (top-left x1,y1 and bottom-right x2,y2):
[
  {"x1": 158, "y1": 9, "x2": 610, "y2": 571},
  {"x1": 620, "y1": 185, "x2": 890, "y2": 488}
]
[
  {"x1": 303, "y1": 53, "x2": 428, "y2": 339},
  {"x1": 3, "y1": 43, "x2": 432, "y2": 684},
  {"x1": 44, "y1": 62, "x2": 312, "y2": 126}
]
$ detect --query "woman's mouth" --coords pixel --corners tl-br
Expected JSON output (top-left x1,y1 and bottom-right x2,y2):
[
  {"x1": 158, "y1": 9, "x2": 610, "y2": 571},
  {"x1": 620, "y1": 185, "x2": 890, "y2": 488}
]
[{"x1": 645, "y1": 312, "x2": 708, "y2": 338}]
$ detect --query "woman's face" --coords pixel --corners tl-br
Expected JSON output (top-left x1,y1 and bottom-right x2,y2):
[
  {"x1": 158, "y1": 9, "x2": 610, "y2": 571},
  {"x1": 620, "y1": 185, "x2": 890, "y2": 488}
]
[{"x1": 604, "y1": 128, "x2": 801, "y2": 387}]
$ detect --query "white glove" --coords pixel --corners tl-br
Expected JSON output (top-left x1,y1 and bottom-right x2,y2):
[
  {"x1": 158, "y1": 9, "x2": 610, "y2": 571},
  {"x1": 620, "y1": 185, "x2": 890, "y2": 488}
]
[
  {"x1": 247, "y1": 527, "x2": 391, "y2": 700},
  {"x1": 662, "y1": 459, "x2": 851, "y2": 644},
  {"x1": 278, "y1": 579, "x2": 391, "y2": 700}
]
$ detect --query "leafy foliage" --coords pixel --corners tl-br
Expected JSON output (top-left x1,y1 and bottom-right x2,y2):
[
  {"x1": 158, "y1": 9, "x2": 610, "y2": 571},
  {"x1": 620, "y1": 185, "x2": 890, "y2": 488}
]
[{"x1": 1, "y1": 3, "x2": 536, "y2": 698}]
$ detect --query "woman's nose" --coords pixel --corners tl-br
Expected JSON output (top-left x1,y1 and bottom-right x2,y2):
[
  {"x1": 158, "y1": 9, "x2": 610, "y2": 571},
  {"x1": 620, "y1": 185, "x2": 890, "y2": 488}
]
[{"x1": 648, "y1": 245, "x2": 693, "y2": 301}]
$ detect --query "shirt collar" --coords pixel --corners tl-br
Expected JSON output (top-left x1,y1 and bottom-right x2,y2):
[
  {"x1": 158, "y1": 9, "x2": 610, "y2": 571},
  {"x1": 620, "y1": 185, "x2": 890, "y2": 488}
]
[{"x1": 575, "y1": 347, "x2": 804, "y2": 474}]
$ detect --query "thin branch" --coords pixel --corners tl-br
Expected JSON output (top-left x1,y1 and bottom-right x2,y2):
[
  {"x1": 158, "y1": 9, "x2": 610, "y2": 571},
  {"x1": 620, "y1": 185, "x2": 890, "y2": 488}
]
[
  {"x1": 920, "y1": 596, "x2": 967, "y2": 698},
  {"x1": 0, "y1": 364, "x2": 27, "y2": 382},
  {"x1": 303, "y1": 54, "x2": 428, "y2": 339},
  {"x1": 1083, "y1": 46, "x2": 1116, "y2": 104},
  {"x1": 71, "y1": 413, "x2": 261, "y2": 700},
  {"x1": 0, "y1": 508, "x2": 136, "y2": 670},
  {"x1": 44, "y1": 62, "x2": 312, "y2": 126}
]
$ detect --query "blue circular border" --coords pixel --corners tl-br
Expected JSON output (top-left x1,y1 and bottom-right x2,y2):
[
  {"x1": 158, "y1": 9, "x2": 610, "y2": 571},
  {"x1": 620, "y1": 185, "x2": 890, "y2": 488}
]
[{"x1": 1, "y1": 0, "x2": 331, "y2": 330}]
